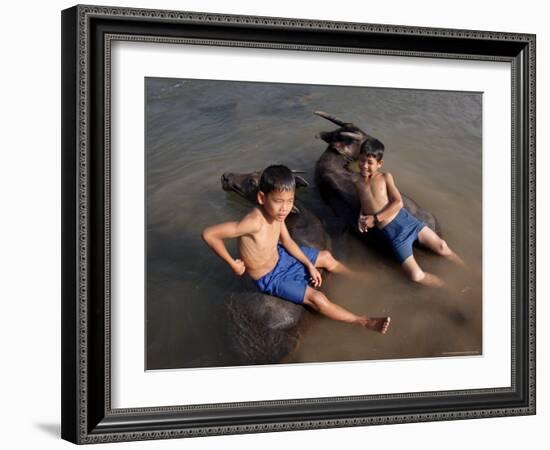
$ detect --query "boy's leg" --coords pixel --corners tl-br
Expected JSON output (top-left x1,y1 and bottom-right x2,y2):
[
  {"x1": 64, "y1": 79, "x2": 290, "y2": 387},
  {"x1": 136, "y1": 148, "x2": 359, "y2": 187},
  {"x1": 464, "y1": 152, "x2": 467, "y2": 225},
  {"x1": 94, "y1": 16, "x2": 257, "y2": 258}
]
[
  {"x1": 417, "y1": 227, "x2": 465, "y2": 266},
  {"x1": 314, "y1": 250, "x2": 364, "y2": 281},
  {"x1": 401, "y1": 255, "x2": 445, "y2": 288},
  {"x1": 302, "y1": 286, "x2": 390, "y2": 334}
]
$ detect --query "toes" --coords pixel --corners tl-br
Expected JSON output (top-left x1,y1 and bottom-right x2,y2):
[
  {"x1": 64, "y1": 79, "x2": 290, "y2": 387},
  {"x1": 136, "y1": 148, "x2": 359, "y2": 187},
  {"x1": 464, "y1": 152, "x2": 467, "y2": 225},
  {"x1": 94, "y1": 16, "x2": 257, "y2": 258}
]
[
  {"x1": 366, "y1": 317, "x2": 391, "y2": 334},
  {"x1": 381, "y1": 317, "x2": 391, "y2": 334}
]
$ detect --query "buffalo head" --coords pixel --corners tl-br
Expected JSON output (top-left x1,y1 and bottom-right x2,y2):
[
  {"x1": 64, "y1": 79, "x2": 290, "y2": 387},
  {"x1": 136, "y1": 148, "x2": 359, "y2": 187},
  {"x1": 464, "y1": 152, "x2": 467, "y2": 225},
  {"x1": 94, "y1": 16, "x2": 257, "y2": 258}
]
[
  {"x1": 221, "y1": 169, "x2": 309, "y2": 214},
  {"x1": 314, "y1": 110, "x2": 369, "y2": 161}
]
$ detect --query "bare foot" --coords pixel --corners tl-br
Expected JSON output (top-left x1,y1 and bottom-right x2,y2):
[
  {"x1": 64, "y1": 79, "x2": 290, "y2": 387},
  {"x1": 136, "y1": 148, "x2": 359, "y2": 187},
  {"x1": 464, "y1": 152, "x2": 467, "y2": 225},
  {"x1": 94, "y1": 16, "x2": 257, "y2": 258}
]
[
  {"x1": 447, "y1": 252, "x2": 466, "y2": 268},
  {"x1": 420, "y1": 273, "x2": 445, "y2": 288},
  {"x1": 362, "y1": 316, "x2": 391, "y2": 334}
]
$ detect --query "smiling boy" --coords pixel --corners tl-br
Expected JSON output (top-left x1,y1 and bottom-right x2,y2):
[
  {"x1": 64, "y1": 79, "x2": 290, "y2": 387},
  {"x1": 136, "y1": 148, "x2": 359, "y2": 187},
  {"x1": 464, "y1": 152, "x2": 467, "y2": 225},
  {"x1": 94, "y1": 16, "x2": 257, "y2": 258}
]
[
  {"x1": 354, "y1": 137, "x2": 464, "y2": 286},
  {"x1": 202, "y1": 164, "x2": 390, "y2": 334}
]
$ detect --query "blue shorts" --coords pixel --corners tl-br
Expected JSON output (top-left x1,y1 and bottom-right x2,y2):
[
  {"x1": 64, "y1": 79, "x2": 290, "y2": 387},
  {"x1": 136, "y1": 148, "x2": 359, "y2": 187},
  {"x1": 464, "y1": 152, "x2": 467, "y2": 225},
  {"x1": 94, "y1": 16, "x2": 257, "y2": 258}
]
[
  {"x1": 381, "y1": 208, "x2": 426, "y2": 264},
  {"x1": 254, "y1": 244, "x2": 320, "y2": 305}
]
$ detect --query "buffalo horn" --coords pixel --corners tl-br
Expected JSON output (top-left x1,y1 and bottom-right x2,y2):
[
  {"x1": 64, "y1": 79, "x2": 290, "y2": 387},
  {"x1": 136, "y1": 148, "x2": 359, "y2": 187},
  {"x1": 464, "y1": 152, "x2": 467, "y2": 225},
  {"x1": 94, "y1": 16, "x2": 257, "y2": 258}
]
[
  {"x1": 313, "y1": 111, "x2": 352, "y2": 127},
  {"x1": 340, "y1": 131, "x2": 367, "y2": 142}
]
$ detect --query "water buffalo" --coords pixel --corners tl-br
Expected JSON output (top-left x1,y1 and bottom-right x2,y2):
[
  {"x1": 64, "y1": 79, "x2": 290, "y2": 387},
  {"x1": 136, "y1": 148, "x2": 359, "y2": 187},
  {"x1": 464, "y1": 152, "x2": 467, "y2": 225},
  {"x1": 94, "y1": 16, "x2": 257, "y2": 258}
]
[
  {"x1": 314, "y1": 111, "x2": 441, "y2": 246},
  {"x1": 220, "y1": 170, "x2": 328, "y2": 365}
]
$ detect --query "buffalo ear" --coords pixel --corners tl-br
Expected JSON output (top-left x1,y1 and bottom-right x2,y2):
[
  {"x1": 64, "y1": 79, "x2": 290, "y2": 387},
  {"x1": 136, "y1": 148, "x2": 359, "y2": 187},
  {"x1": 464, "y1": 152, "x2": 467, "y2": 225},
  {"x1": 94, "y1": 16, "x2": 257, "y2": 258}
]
[
  {"x1": 291, "y1": 205, "x2": 301, "y2": 214},
  {"x1": 317, "y1": 131, "x2": 334, "y2": 143},
  {"x1": 294, "y1": 176, "x2": 309, "y2": 188}
]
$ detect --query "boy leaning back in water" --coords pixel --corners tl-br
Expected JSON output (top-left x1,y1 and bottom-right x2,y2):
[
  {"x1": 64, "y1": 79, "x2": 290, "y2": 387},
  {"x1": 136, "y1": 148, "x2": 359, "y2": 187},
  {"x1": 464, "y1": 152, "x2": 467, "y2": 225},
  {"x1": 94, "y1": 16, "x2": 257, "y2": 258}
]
[
  {"x1": 354, "y1": 138, "x2": 464, "y2": 287},
  {"x1": 202, "y1": 165, "x2": 390, "y2": 334}
]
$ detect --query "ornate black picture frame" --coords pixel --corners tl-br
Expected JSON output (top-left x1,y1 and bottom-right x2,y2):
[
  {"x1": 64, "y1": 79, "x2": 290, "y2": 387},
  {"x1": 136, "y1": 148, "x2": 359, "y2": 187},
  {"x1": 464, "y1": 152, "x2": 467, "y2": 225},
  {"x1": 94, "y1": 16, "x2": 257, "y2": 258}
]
[{"x1": 61, "y1": 5, "x2": 536, "y2": 444}]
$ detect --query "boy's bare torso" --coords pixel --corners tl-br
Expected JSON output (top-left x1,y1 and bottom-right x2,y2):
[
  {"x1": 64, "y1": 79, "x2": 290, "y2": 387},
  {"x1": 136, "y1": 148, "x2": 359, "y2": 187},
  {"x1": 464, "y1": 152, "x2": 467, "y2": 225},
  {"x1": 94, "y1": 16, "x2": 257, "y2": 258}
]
[
  {"x1": 354, "y1": 172, "x2": 399, "y2": 228},
  {"x1": 238, "y1": 208, "x2": 281, "y2": 280}
]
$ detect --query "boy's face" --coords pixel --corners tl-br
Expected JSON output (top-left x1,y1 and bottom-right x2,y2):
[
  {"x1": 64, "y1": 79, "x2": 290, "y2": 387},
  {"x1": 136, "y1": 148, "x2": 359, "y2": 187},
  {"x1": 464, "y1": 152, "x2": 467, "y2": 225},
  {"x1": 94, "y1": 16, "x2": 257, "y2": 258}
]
[
  {"x1": 258, "y1": 189, "x2": 295, "y2": 222},
  {"x1": 358, "y1": 155, "x2": 383, "y2": 177}
]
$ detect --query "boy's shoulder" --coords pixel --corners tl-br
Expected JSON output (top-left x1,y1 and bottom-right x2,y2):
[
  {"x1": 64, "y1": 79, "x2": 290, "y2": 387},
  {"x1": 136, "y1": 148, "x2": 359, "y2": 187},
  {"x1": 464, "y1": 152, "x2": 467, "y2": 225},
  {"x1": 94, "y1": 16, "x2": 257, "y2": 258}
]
[
  {"x1": 380, "y1": 171, "x2": 394, "y2": 182},
  {"x1": 240, "y1": 207, "x2": 265, "y2": 231},
  {"x1": 376, "y1": 172, "x2": 397, "y2": 189}
]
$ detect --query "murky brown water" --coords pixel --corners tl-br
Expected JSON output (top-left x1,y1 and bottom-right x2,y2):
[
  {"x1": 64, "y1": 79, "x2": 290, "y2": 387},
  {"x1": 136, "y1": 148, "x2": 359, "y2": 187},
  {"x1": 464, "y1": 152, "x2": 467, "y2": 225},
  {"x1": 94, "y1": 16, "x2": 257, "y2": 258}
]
[{"x1": 145, "y1": 78, "x2": 482, "y2": 370}]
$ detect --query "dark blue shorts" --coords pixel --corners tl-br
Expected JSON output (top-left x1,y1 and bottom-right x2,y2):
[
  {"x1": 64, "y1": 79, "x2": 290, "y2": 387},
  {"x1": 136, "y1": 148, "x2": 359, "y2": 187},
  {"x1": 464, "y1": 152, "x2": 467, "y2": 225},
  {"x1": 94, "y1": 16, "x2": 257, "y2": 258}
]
[
  {"x1": 254, "y1": 244, "x2": 320, "y2": 305},
  {"x1": 381, "y1": 208, "x2": 426, "y2": 264}
]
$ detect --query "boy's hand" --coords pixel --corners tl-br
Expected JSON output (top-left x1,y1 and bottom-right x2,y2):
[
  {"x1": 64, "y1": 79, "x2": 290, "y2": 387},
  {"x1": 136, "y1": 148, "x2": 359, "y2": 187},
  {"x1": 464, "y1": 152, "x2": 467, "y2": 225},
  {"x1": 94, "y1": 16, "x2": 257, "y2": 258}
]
[
  {"x1": 365, "y1": 215, "x2": 376, "y2": 229},
  {"x1": 358, "y1": 213, "x2": 369, "y2": 233},
  {"x1": 231, "y1": 259, "x2": 246, "y2": 276},
  {"x1": 308, "y1": 265, "x2": 323, "y2": 287}
]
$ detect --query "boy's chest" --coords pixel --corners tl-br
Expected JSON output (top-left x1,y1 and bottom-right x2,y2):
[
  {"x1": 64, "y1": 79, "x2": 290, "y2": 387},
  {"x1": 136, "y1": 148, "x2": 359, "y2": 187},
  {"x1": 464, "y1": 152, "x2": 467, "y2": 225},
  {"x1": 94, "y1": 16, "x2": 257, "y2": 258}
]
[
  {"x1": 255, "y1": 222, "x2": 281, "y2": 248},
  {"x1": 358, "y1": 176, "x2": 387, "y2": 200}
]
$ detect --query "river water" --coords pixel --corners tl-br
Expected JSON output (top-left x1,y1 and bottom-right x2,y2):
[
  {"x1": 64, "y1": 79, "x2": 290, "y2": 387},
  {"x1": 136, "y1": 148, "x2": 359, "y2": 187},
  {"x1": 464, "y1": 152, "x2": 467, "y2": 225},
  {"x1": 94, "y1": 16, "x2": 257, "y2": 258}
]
[{"x1": 145, "y1": 77, "x2": 482, "y2": 370}]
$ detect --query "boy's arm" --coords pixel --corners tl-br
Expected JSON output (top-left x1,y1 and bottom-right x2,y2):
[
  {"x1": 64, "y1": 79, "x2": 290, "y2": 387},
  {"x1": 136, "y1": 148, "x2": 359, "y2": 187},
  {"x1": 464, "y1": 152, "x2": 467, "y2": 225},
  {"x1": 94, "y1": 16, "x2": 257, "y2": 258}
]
[
  {"x1": 374, "y1": 172, "x2": 404, "y2": 223},
  {"x1": 279, "y1": 221, "x2": 322, "y2": 287},
  {"x1": 353, "y1": 178, "x2": 370, "y2": 232},
  {"x1": 201, "y1": 215, "x2": 261, "y2": 275}
]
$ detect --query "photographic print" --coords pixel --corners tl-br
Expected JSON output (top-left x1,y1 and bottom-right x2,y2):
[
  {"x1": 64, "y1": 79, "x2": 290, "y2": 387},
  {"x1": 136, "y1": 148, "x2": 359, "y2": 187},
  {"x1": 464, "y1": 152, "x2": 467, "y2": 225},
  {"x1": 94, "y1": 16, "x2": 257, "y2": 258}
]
[
  {"x1": 145, "y1": 78, "x2": 483, "y2": 370},
  {"x1": 62, "y1": 6, "x2": 535, "y2": 443}
]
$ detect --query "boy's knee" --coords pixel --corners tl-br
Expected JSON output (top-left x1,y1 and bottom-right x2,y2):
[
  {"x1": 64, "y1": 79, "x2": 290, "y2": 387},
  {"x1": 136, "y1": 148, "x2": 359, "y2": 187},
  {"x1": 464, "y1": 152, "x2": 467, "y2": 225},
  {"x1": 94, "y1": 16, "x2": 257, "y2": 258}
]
[
  {"x1": 304, "y1": 289, "x2": 326, "y2": 308},
  {"x1": 318, "y1": 250, "x2": 336, "y2": 267}
]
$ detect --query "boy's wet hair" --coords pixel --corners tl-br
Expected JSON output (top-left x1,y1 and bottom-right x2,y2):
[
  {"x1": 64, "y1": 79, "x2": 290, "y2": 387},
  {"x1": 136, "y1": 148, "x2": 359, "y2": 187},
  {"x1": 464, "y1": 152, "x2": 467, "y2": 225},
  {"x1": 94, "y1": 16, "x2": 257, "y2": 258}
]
[
  {"x1": 359, "y1": 136, "x2": 385, "y2": 161},
  {"x1": 259, "y1": 165, "x2": 296, "y2": 194}
]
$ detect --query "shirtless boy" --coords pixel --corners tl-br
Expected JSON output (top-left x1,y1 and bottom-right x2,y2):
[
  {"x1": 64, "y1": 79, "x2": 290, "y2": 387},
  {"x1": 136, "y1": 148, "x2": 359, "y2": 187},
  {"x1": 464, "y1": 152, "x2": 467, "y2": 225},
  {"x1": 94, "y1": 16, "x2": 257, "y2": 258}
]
[
  {"x1": 202, "y1": 165, "x2": 390, "y2": 334},
  {"x1": 354, "y1": 138, "x2": 464, "y2": 287}
]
